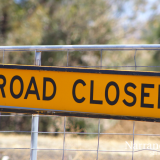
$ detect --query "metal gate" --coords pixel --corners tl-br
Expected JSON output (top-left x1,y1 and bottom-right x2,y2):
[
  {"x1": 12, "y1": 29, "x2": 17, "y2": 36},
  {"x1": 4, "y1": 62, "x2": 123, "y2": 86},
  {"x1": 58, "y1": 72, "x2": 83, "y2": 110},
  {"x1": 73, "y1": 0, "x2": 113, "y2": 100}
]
[{"x1": 0, "y1": 45, "x2": 160, "y2": 160}]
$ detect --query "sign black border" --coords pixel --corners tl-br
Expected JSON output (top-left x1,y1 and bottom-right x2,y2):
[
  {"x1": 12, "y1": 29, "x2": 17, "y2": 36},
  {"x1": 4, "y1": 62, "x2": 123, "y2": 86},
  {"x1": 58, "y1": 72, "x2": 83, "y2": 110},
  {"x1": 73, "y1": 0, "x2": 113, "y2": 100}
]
[{"x1": 0, "y1": 64, "x2": 160, "y2": 77}]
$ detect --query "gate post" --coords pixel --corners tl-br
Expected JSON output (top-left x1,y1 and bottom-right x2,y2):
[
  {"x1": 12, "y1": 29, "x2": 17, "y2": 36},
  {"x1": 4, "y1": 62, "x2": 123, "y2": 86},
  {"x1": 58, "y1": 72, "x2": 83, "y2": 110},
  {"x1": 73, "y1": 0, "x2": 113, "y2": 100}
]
[{"x1": 30, "y1": 51, "x2": 41, "y2": 160}]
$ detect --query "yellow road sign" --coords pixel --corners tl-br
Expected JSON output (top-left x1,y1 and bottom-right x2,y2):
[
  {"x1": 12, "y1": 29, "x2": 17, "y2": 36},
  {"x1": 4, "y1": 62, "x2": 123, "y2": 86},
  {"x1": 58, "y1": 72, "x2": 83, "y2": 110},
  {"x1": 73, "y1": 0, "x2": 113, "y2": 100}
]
[{"x1": 1, "y1": 64, "x2": 160, "y2": 121}]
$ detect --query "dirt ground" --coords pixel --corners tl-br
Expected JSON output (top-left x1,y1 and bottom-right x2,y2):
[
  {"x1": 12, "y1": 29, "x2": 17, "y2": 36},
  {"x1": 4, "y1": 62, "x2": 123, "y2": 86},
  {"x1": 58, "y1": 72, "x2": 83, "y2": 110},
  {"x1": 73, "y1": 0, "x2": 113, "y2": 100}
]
[{"x1": 1, "y1": 120, "x2": 160, "y2": 160}]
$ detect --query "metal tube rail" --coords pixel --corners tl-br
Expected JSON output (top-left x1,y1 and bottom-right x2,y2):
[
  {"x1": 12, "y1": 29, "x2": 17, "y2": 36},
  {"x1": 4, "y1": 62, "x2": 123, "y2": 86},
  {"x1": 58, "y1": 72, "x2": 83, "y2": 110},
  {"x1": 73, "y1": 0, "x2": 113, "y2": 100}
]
[{"x1": 0, "y1": 44, "x2": 160, "y2": 51}]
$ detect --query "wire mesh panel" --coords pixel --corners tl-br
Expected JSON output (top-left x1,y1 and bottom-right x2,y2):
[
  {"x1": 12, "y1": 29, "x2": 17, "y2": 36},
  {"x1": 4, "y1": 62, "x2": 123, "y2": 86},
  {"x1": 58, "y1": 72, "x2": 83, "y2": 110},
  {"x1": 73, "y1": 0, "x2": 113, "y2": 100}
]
[{"x1": 0, "y1": 45, "x2": 160, "y2": 160}]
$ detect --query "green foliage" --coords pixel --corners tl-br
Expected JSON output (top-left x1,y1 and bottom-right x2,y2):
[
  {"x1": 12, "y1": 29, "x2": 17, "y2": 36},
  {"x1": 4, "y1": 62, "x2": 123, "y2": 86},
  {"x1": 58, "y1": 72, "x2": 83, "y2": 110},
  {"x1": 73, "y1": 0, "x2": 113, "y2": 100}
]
[
  {"x1": 66, "y1": 117, "x2": 87, "y2": 133},
  {"x1": 0, "y1": 0, "x2": 131, "y2": 66},
  {"x1": 0, "y1": 113, "x2": 32, "y2": 132},
  {"x1": 66, "y1": 117, "x2": 102, "y2": 138},
  {"x1": 143, "y1": 14, "x2": 160, "y2": 70}
]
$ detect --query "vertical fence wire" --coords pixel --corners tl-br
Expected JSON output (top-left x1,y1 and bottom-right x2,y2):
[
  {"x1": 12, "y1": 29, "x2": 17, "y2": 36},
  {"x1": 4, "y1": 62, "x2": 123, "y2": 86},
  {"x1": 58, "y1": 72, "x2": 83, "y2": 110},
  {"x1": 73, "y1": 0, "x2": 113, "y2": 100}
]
[
  {"x1": 134, "y1": 50, "x2": 137, "y2": 71},
  {"x1": 132, "y1": 121, "x2": 135, "y2": 160},
  {"x1": 96, "y1": 119, "x2": 100, "y2": 160},
  {"x1": 67, "y1": 50, "x2": 69, "y2": 67},
  {"x1": 3, "y1": 50, "x2": 4, "y2": 64},
  {"x1": 100, "y1": 50, "x2": 102, "y2": 69},
  {"x1": 62, "y1": 116, "x2": 66, "y2": 160},
  {"x1": 62, "y1": 50, "x2": 69, "y2": 159},
  {"x1": 34, "y1": 50, "x2": 36, "y2": 65},
  {"x1": 0, "y1": 50, "x2": 5, "y2": 126},
  {"x1": 96, "y1": 50, "x2": 103, "y2": 160},
  {"x1": 132, "y1": 49, "x2": 137, "y2": 160}
]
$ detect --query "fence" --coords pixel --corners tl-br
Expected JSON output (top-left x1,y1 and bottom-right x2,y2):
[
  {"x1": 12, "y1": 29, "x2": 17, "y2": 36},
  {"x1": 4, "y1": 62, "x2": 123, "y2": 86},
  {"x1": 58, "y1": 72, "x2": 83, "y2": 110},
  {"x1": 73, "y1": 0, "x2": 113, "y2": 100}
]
[{"x1": 0, "y1": 45, "x2": 160, "y2": 160}]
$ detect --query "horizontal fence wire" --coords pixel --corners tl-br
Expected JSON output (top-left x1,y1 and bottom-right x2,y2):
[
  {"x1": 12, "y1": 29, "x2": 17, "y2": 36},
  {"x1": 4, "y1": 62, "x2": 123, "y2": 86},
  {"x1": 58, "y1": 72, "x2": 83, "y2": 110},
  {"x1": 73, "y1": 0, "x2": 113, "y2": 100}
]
[
  {"x1": 1, "y1": 45, "x2": 160, "y2": 160},
  {"x1": 1, "y1": 148, "x2": 160, "y2": 152},
  {"x1": 1, "y1": 148, "x2": 160, "y2": 153}
]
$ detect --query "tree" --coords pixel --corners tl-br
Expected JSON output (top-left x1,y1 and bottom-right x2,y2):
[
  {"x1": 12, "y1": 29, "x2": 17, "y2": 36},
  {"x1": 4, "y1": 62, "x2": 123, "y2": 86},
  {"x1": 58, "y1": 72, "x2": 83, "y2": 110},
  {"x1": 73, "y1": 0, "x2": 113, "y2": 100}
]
[
  {"x1": 142, "y1": 0, "x2": 160, "y2": 71},
  {"x1": 1, "y1": 0, "x2": 146, "y2": 66}
]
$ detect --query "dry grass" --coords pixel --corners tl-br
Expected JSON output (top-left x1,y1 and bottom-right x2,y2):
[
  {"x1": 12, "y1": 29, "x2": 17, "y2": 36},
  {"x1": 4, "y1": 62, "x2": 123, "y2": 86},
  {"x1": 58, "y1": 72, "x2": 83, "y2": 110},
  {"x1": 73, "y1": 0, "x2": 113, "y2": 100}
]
[{"x1": 1, "y1": 120, "x2": 160, "y2": 159}]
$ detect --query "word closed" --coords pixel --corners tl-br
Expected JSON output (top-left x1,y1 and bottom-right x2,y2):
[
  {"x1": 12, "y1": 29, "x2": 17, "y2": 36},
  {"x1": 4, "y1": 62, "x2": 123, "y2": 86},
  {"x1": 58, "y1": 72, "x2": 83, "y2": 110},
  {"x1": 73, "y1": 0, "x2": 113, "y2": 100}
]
[{"x1": 0, "y1": 65, "x2": 160, "y2": 120}]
